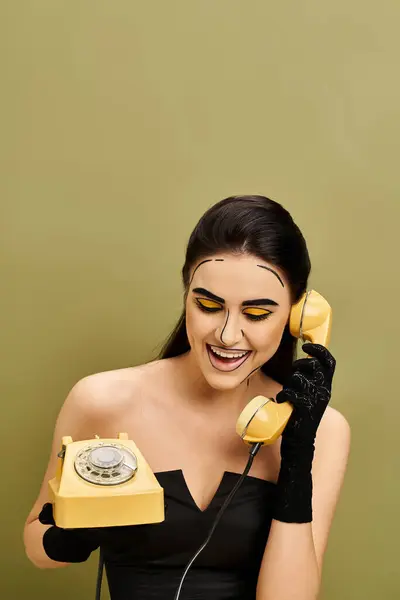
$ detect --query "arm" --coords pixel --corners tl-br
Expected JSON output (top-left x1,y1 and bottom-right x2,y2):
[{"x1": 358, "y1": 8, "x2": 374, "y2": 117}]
[
  {"x1": 23, "y1": 375, "x2": 106, "y2": 568},
  {"x1": 256, "y1": 408, "x2": 351, "y2": 599}
]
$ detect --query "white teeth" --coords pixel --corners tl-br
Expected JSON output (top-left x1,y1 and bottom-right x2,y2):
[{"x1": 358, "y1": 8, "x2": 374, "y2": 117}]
[{"x1": 209, "y1": 346, "x2": 249, "y2": 359}]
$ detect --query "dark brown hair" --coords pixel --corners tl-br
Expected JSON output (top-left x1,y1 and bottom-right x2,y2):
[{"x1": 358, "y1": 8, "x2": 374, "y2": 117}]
[{"x1": 155, "y1": 195, "x2": 311, "y2": 384}]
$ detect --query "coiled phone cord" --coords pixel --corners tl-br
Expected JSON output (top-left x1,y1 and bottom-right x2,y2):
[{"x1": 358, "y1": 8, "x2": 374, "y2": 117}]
[{"x1": 94, "y1": 441, "x2": 263, "y2": 600}]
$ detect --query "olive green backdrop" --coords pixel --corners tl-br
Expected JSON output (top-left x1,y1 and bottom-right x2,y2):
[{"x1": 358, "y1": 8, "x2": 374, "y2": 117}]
[{"x1": 1, "y1": 1, "x2": 399, "y2": 599}]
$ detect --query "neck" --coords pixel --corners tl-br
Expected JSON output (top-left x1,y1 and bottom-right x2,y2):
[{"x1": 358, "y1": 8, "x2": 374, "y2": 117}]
[{"x1": 174, "y1": 350, "x2": 264, "y2": 414}]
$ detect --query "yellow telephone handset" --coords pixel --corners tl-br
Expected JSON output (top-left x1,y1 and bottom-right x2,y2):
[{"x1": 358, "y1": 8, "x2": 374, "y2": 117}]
[{"x1": 236, "y1": 290, "x2": 332, "y2": 445}]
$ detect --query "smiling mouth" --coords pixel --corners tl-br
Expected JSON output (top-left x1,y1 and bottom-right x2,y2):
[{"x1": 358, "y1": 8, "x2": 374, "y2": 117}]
[{"x1": 206, "y1": 344, "x2": 252, "y2": 372}]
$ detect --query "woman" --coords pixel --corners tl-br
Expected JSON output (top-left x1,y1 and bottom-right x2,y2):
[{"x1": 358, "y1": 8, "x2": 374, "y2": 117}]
[{"x1": 23, "y1": 195, "x2": 350, "y2": 599}]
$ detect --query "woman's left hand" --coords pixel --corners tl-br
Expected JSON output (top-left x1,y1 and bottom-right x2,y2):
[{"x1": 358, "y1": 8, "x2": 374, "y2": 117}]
[
  {"x1": 273, "y1": 343, "x2": 336, "y2": 523},
  {"x1": 276, "y1": 342, "x2": 336, "y2": 445}
]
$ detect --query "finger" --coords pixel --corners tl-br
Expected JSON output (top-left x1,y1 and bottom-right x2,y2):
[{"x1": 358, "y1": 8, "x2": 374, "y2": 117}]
[
  {"x1": 275, "y1": 387, "x2": 300, "y2": 406},
  {"x1": 38, "y1": 502, "x2": 56, "y2": 526},
  {"x1": 302, "y1": 343, "x2": 336, "y2": 372},
  {"x1": 292, "y1": 357, "x2": 319, "y2": 376}
]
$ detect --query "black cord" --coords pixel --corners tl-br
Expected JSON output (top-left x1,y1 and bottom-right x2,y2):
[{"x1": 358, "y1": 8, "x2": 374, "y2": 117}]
[
  {"x1": 173, "y1": 442, "x2": 263, "y2": 600},
  {"x1": 95, "y1": 548, "x2": 105, "y2": 600}
]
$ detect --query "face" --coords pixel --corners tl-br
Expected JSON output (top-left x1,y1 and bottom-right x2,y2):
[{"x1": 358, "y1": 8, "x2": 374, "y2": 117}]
[{"x1": 185, "y1": 253, "x2": 292, "y2": 391}]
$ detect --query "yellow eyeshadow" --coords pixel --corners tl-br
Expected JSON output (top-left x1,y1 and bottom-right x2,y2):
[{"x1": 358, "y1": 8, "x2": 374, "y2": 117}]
[
  {"x1": 243, "y1": 308, "x2": 271, "y2": 316},
  {"x1": 196, "y1": 299, "x2": 271, "y2": 317},
  {"x1": 197, "y1": 299, "x2": 221, "y2": 309}
]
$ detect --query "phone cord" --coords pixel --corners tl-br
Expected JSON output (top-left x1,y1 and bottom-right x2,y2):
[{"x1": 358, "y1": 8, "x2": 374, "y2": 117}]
[
  {"x1": 95, "y1": 548, "x2": 104, "y2": 600},
  {"x1": 173, "y1": 441, "x2": 263, "y2": 600},
  {"x1": 93, "y1": 441, "x2": 263, "y2": 600}
]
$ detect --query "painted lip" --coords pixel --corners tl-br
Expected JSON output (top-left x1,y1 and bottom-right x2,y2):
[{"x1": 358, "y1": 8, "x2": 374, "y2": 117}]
[
  {"x1": 209, "y1": 344, "x2": 251, "y2": 353},
  {"x1": 206, "y1": 344, "x2": 252, "y2": 372}
]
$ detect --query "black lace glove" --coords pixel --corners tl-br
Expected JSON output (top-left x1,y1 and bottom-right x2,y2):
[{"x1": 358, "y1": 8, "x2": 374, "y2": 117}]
[
  {"x1": 39, "y1": 503, "x2": 101, "y2": 563},
  {"x1": 273, "y1": 343, "x2": 336, "y2": 523}
]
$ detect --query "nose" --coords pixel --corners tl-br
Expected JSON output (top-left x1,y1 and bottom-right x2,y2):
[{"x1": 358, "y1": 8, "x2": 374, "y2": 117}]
[{"x1": 216, "y1": 310, "x2": 244, "y2": 347}]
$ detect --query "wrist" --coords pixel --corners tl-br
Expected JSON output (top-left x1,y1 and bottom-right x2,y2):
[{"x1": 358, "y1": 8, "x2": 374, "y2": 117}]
[
  {"x1": 280, "y1": 434, "x2": 315, "y2": 472},
  {"x1": 273, "y1": 437, "x2": 315, "y2": 524}
]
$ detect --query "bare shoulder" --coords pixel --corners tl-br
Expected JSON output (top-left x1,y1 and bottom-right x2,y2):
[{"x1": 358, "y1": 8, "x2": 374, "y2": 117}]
[{"x1": 61, "y1": 358, "x2": 167, "y2": 432}]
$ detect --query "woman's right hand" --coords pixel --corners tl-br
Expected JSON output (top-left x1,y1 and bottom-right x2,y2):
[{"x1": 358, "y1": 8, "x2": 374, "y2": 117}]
[{"x1": 38, "y1": 502, "x2": 101, "y2": 563}]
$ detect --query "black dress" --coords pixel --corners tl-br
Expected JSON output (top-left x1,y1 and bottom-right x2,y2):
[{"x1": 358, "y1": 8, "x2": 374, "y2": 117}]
[{"x1": 103, "y1": 469, "x2": 276, "y2": 600}]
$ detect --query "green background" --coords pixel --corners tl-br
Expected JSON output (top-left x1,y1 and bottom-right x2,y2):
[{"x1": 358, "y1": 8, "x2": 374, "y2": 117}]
[{"x1": 2, "y1": 1, "x2": 399, "y2": 598}]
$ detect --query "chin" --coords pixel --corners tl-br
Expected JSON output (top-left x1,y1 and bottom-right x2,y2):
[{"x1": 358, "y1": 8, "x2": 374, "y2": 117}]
[{"x1": 201, "y1": 371, "x2": 247, "y2": 391}]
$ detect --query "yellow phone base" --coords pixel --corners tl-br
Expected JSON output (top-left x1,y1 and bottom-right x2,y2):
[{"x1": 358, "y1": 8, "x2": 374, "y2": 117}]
[{"x1": 48, "y1": 433, "x2": 164, "y2": 529}]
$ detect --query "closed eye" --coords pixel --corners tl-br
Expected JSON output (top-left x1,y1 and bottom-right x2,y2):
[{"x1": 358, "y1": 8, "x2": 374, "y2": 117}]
[
  {"x1": 243, "y1": 307, "x2": 273, "y2": 321},
  {"x1": 195, "y1": 299, "x2": 272, "y2": 321},
  {"x1": 195, "y1": 298, "x2": 221, "y2": 312}
]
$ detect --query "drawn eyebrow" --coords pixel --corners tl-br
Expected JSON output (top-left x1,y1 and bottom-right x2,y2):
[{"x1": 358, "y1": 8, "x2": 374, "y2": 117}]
[
  {"x1": 192, "y1": 288, "x2": 279, "y2": 307},
  {"x1": 256, "y1": 265, "x2": 284, "y2": 287},
  {"x1": 188, "y1": 259, "x2": 213, "y2": 287}
]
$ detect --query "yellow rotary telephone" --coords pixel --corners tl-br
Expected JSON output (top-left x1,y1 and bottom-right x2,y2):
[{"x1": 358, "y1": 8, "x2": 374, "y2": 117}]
[
  {"x1": 48, "y1": 433, "x2": 165, "y2": 529},
  {"x1": 48, "y1": 289, "x2": 332, "y2": 529}
]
